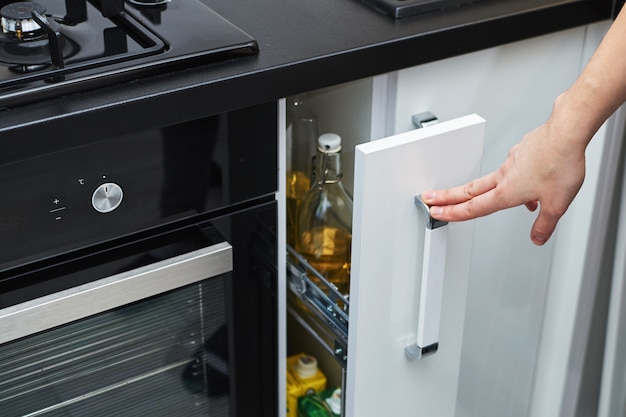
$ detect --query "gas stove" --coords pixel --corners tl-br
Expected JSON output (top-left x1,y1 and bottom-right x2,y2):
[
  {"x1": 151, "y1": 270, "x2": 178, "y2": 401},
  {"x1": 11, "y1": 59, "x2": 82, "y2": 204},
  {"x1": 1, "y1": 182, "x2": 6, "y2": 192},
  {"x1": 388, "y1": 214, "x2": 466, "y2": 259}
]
[{"x1": 0, "y1": 0, "x2": 258, "y2": 107}]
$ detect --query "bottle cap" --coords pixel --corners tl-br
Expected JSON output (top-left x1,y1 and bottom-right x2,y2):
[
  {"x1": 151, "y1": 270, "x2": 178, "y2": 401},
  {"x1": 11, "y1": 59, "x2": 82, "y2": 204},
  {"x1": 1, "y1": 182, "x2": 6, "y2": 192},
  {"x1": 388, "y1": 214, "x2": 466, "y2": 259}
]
[
  {"x1": 295, "y1": 354, "x2": 319, "y2": 378},
  {"x1": 318, "y1": 133, "x2": 341, "y2": 152},
  {"x1": 325, "y1": 388, "x2": 342, "y2": 415}
]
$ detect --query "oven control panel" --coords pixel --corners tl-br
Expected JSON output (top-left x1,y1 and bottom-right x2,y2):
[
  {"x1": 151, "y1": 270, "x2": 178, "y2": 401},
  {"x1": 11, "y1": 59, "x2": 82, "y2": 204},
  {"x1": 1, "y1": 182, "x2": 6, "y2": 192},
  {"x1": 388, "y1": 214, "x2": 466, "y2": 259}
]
[
  {"x1": 0, "y1": 134, "x2": 164, "y2": 270},
  {"x1": 0, "y1": 102, "x2": 278, "y2": 272}
]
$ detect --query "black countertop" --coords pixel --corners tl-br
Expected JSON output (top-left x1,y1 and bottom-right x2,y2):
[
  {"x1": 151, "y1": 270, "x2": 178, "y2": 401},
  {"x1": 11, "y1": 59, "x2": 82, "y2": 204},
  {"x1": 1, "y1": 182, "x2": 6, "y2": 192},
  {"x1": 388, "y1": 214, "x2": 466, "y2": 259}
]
[{"x1": 0, "y1": 0, "x2": 614, "y2": 138}]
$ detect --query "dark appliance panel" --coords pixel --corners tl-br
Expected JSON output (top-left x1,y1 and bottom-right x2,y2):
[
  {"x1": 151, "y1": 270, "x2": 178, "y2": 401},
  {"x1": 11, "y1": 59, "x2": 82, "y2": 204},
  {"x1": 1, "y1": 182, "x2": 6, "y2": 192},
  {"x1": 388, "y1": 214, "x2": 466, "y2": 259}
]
[{"x1": 0, "y1": 102, "x2": 277, "y2": 273}]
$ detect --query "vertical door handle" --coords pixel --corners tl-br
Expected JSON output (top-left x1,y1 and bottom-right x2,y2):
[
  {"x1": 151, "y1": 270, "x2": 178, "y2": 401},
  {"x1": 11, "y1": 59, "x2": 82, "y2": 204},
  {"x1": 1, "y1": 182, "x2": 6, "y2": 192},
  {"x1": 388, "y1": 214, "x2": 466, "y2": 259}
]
[{"x1": 405, "y1": 195, "x2": 448, "y2": 361}]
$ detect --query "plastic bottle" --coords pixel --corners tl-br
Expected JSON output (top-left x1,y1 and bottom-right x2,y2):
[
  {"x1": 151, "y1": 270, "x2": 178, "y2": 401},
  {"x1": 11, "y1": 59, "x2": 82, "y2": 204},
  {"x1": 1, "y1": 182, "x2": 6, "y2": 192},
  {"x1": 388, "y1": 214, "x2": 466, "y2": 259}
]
[
  {"x1": 286, "y1": 94, "x2": 319, "y2": 248},
  {"x1": 297, "y1": 387, "x2": 342, "y2": 417},
  {"x1": 286, "y1": 353, "x2": 327, "y2": 417},
  {"x1": 295, "y1": 133, "x2": 353, "y2": 297}
]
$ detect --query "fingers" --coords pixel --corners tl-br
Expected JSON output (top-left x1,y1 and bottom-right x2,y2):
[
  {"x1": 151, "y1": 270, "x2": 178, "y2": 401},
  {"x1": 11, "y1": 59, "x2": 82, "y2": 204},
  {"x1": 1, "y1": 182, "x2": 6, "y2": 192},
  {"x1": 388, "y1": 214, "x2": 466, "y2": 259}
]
[
  {"x1": 425, "y1": 182, "x2": 562, "y2": 245},
  {"x1": 530, "y1": 207, "x2": 561, "y2": 246},
  {"x1": 430, "y1": 193, "x2": 560, "y2": 245},
  {"x1": 423, "y1": 173, "x2": 497, "y2": 206},
  {"x1": 428, "y1": 188, "x2": 510, "y2": 221},
  {"x1": 422, "y1": 172, "x2": 506, "y2": 222}
]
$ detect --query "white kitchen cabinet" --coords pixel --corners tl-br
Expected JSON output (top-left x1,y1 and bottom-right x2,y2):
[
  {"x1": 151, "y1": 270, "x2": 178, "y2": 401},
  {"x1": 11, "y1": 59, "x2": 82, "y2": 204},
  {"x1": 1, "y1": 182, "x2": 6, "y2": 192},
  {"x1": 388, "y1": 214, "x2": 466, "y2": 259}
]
[{"x1": 279, "y1": 18, "x2": 622, "y2": 417}]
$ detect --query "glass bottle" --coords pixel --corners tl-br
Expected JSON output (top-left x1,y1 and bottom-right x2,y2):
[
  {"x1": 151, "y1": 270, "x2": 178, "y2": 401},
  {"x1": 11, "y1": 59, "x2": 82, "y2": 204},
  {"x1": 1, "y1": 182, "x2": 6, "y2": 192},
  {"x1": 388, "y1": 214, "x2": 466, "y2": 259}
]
[
  {"x1": 295, "y1": 133, "x2": 352, "y2": 297},
  {"x1": 286, "y1": 94, "x2": 319, "y2": 248}
]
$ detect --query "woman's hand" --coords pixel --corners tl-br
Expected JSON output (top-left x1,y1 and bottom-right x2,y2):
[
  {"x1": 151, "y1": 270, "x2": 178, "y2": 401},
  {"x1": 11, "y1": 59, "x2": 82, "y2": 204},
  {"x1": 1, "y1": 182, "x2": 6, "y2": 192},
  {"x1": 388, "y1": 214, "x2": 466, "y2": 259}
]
[
  {"x1": 423, "y1": 6, "x2": 626, "y2": 246},
  {"x1": 422, "y1": 118, "x2": 586, "y2": 246}
]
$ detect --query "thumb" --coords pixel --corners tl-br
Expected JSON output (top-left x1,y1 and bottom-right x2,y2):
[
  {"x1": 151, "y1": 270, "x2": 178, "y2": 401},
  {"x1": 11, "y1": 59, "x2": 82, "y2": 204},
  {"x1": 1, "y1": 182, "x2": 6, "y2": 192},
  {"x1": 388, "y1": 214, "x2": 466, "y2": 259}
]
[{"x1": 530, "y1": 208, "x2": 561, "y2": 246}]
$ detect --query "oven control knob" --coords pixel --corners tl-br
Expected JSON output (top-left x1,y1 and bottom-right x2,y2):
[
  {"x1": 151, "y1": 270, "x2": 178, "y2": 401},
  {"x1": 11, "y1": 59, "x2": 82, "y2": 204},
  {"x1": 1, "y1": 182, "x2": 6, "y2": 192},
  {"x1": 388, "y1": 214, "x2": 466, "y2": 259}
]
[{"x1": 92, "y1": 182, "x2": 123, "y2": 213}]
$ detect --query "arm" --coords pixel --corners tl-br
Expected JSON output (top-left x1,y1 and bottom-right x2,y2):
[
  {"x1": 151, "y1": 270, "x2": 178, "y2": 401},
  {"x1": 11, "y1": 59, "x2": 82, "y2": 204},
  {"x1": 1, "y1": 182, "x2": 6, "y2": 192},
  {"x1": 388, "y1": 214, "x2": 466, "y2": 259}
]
[{"x1": 422, "y1": 8, "x2": 626, "y2": 245}]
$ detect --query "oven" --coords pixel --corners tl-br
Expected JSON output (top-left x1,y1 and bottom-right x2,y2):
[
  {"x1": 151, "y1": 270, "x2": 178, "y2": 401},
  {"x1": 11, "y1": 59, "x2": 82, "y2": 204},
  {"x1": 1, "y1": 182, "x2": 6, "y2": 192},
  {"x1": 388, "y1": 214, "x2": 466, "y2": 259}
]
[{"x1": 0, "y1": 100, "x2": 279, "y2": 417}]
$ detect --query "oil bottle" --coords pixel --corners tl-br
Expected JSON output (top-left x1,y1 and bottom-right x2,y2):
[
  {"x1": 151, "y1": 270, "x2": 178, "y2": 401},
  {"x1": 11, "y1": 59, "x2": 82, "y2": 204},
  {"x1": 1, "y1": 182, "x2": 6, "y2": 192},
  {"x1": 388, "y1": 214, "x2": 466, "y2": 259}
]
[{"x1": 295, "y1": 133, "x2": 352, "y2": 297}]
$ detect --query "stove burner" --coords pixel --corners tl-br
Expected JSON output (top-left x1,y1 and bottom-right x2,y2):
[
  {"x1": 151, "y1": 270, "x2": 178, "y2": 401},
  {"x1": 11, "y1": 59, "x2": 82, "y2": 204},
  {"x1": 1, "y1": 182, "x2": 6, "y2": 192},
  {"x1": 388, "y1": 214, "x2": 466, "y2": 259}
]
[
  {"x1": 0, "y1": 35, "x2": 79, "y2": 72},
  {"x1": 1, "y1": 2, "x2": 46, "y2": 40}
]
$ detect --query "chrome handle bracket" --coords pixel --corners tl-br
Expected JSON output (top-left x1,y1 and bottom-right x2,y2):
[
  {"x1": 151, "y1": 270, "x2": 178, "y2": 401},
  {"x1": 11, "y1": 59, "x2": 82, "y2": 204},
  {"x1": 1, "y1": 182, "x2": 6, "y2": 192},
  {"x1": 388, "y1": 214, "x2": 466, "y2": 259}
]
[
  {"x1": 412, "y1": 112, "x2": 440, "y2": 129},
  {"x1": 414, "y1": 194, "x2": 448, "y2": 230}
]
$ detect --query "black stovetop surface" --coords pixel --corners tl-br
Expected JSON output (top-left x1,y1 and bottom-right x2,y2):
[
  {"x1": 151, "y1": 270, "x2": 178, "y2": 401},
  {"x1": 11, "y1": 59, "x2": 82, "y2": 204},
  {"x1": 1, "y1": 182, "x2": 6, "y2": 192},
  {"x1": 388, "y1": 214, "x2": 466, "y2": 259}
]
[{"x1": 0, "y1": 0, "x2": 257, "y2": 107}]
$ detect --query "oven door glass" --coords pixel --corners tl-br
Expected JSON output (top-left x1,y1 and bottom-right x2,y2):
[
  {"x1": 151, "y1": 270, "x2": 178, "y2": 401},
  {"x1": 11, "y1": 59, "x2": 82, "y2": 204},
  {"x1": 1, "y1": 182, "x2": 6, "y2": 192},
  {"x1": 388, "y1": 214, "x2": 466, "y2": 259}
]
[{"x1": 0, "y1": 226, "x2": 235, "y2": 416}]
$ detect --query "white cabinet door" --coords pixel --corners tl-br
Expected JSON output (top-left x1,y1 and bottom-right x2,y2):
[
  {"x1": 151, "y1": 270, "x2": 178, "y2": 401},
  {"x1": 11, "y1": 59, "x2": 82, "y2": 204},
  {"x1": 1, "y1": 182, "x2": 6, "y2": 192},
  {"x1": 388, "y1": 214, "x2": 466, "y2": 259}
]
[{"x1": 345, "y1": 114, "x2": 485, "y2": 416}]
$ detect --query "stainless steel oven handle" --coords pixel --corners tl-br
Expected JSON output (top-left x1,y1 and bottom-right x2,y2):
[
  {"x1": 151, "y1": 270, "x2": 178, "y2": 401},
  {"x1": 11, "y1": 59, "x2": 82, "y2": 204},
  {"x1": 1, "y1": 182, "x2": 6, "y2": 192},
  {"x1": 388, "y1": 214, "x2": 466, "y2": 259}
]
[{"x1": 0, "y1": 241, "x2": 232, "y2": 345}]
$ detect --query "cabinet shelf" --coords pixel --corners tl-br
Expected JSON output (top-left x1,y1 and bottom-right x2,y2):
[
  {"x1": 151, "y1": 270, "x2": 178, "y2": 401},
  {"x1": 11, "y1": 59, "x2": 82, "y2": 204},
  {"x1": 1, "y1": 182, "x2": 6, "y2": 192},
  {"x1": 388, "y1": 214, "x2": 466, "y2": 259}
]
[{"x1": 286, "y1": 245, "x2": 349, "y2": 368}]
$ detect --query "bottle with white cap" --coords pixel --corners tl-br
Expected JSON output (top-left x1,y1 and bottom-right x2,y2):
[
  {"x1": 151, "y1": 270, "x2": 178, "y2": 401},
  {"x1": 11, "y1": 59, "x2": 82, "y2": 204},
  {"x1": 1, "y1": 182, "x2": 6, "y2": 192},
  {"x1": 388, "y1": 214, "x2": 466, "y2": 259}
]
[{"x1": 295, "y1": 133, "x2": 353, "y2": 297}]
